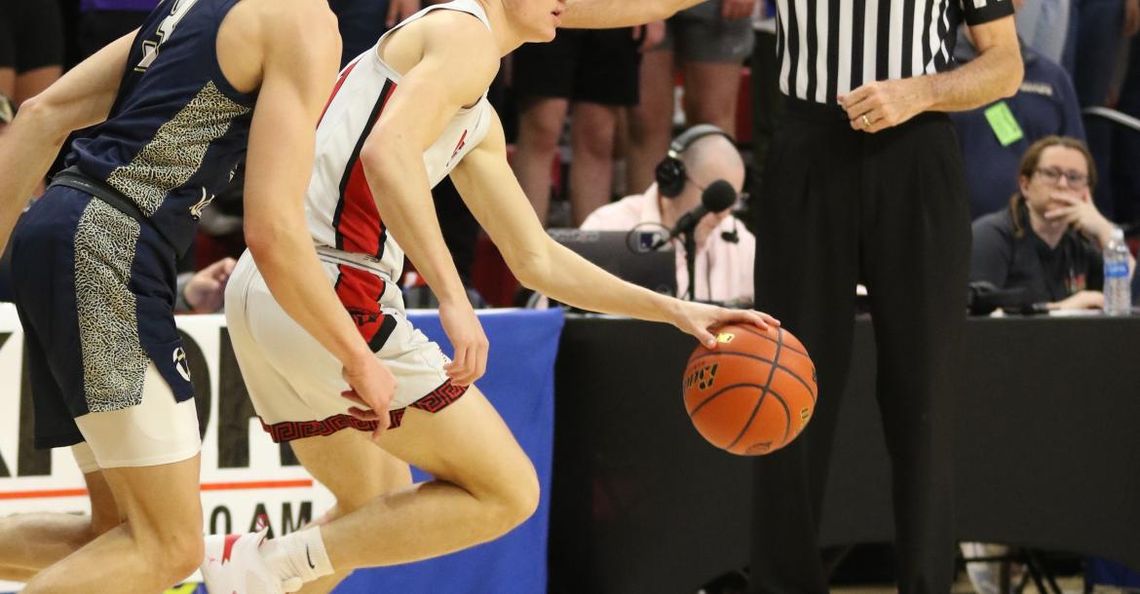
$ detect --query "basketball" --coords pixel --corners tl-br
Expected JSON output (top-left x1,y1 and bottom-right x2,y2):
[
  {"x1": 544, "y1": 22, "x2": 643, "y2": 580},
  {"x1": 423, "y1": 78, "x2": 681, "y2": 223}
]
[{"x1": 682, "y1": 324, "x2": 817, "y2": 456}]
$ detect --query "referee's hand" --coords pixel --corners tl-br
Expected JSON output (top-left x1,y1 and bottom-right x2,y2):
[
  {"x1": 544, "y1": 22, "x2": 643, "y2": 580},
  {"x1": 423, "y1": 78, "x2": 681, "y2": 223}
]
[{"x1": 839, "y1": 78, "x2": 933, "y2": 134}]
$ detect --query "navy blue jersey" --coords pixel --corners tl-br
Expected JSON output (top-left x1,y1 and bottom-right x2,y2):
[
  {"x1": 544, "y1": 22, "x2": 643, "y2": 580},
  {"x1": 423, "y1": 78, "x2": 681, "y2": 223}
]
[{"x1": 68, "y1": 0, "x2": 256, "y2": 254}]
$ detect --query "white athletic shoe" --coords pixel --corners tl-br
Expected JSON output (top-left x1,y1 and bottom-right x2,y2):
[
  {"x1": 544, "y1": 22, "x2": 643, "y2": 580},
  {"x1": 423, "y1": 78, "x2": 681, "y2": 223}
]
[{"x1": 201, "y1": 524, "x2": 302, "y2": 594}]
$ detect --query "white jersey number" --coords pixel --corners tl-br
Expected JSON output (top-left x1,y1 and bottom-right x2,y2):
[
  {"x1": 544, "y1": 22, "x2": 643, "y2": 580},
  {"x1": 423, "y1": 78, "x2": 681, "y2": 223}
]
[{"x1": 135, "y1": 0, "x2": 202, "y2": 72}]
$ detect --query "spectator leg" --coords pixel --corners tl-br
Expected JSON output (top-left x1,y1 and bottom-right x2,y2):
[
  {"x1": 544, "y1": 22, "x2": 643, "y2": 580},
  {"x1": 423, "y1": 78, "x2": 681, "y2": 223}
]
[
  {"x1": 513, "y1": 96, "x2": 570, "y2": 226},
  {"x1": 682, "y1": 59, "x2": 744, "y2": 136},
  {"x1": 568, "y1": 102, "x2": 620, "y2": 226},
  {"x1": 626, "y1": 48, "x2": 676, "y2": 194}
]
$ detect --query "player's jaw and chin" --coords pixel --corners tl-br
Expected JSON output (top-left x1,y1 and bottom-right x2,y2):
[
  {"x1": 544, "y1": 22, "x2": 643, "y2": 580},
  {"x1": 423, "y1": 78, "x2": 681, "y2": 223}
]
[{"x1": 501, "y1": 0, "x2": 563, "y2": 43}]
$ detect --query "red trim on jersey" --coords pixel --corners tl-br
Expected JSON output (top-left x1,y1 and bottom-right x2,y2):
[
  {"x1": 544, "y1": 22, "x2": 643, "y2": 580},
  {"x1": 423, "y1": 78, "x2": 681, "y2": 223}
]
[
  {"x1": 319, "y1": 59, "x2": 360, "y2": 124},
  {"x1": 332, "y1": 79, "x2": 398, "y2": 258}
]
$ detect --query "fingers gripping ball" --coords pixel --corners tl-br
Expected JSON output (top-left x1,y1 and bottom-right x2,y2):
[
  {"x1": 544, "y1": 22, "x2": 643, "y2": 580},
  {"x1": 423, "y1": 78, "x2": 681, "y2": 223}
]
[{"x1": 682, "y1": 324, "x2": 817, "y2": 456}]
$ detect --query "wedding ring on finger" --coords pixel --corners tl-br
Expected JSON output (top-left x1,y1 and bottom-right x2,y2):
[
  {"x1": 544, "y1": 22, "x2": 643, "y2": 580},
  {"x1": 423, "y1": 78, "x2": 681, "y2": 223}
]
[{"x1": 861, "y1": 114, "x2": 871, "y2": 128}]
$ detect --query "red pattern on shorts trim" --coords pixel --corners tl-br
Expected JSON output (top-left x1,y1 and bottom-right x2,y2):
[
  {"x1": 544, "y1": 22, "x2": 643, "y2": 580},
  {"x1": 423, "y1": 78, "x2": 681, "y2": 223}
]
[{"x1": 259, "y1": 380, "x2": 470, "y2": 443}]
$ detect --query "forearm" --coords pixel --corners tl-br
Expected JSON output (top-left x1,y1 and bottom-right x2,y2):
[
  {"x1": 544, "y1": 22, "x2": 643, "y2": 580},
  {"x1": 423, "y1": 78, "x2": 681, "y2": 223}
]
[
  {"x1": 925, "y1": 37, "x2": 1022, "y2": 112},
  {"x1": 520, "y1": 240, "x2": 681, "y2": 324},
  {"x1": 248, "y1": 229, "x2": 372, "y2": 364},
  {"x1": 560, "y1": 0, "x2": 701, "y2": 28},
  {"x1": 366, "y1": 152, "x2": 469, "y2": 305},
  {"x1": 0, "y1": 106, "x2": 71, "y2": 250}
]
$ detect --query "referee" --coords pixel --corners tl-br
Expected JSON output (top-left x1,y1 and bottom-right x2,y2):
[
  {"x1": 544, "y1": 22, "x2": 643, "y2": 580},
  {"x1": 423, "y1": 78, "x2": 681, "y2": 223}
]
[{"x1": 750, "y1": 0, "x2": 1022, "y2": 592}]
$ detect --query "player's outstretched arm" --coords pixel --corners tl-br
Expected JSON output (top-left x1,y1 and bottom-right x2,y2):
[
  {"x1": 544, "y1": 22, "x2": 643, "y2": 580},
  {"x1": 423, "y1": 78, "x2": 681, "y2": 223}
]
[
  {"x1": 0, "y1": 30, "x2": 134, "y2": 255},
  {"x1": 559, "y1": 0, "x2": 705, "y2": 28},
  {"x1": 359, "y1": 11, "x2": 499, "y2": 386},
  {"x1": 241, "y1": 2, "x2": 395, "y2": 437},
  {"x1": 451, "y1": 113, "x2": 778, "y2": 348}
]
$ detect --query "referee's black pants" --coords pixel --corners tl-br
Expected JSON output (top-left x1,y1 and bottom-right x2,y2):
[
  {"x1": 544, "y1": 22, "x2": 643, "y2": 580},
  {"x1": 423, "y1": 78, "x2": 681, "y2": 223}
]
[{"x1": 749, "y1": 98, "x2": 970, "y2": 594}]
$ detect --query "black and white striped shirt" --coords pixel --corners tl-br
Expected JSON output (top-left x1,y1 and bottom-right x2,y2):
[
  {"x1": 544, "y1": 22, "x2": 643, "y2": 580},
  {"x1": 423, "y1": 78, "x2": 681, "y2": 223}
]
[{"x1": 775, "y1": 0, "x2": 1013, "y2": 104}]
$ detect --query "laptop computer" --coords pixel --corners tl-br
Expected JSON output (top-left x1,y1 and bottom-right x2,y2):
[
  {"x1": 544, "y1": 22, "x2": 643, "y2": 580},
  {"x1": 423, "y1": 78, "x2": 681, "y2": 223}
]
[{"x1": 547, "y1": 228, "x2": 677, "y2": 297}]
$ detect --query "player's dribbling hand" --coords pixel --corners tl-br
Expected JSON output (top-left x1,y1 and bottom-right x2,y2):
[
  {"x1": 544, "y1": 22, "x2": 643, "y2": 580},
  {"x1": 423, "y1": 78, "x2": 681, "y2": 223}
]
[
  {"x1": 341, "y1": 354, "x2": 397, "y2": 442},
  {"x1": 439, "y1": 300, "x2": 489, "y2": 387},
  {"x1": 671, "y1": 301, "x2": 780, "y2": 349}
]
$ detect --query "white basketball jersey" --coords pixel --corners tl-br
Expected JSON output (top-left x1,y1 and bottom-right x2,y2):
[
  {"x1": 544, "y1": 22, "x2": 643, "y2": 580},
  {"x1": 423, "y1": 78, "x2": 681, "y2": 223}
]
[{"x1": 305, "y1": 0, "x2": 494, "y2": 279}]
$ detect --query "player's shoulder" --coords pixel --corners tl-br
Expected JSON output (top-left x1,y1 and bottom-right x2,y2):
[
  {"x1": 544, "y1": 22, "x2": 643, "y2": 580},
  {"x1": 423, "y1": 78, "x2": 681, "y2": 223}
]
[
  {"x1": 415, "y1": 7, "x2": 499, "y2": 64},
  {"x1": 237, "y1": 0, "x2": 338, "y2": 45}
]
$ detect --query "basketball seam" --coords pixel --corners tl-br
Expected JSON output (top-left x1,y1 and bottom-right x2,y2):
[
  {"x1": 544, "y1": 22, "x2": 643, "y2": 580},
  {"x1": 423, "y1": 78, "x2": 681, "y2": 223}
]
[
  {"x1": 687, "y1": 382, "x2": 768, "y2": 418},
  {"x1": 726, "y1": 328, "x2": 784, "y2": 451},
  {"x1": 688, "y1": 351, "x2": 817, "y2": 404},
  {"x1": 766, "y1": 388, "x2": 792, "y2": 448},
  {"x1": 733, "y1": 324, "x2": 809, "y2": 357}
]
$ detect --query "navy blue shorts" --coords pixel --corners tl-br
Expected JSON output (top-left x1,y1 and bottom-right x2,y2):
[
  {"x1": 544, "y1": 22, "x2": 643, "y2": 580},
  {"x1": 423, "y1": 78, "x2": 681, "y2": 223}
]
[{"x1": 11, "y1": 186, "x2": 194, "y2": 449}]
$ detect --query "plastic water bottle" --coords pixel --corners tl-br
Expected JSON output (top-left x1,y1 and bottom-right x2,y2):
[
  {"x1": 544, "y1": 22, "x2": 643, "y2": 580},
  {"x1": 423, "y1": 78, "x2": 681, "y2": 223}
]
[{"x1": 1103, "y1": 228, "x2": 1132, "y2": 316}]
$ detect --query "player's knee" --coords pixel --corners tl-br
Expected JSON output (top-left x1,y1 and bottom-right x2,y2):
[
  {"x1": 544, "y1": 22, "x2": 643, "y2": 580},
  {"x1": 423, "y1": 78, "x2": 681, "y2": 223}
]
[
  {"x1": 167, "y1": 535, "x2": 206, "y2": 580},
  {"x1": 491, "y1": 460, "x2": 541, "y2": 532},
  {"x1": 519, "y1": 118, "x2": 562, "y2": 152},
  {"x1": 149, "y1": 525, "x2": 206, "y2": 581},
  {"x1": 90, "y1": 509, "x2": 122, "y2": 539}
]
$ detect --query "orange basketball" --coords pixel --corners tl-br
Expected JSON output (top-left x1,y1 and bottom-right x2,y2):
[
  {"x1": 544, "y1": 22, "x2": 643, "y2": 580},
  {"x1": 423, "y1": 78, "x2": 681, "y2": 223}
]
[{"x1": 682, "y1": 323, "x2": 817, "y2": 456}]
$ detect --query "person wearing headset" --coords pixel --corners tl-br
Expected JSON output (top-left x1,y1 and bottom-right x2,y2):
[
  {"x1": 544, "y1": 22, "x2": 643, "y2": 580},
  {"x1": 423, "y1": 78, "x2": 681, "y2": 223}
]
[{"x1": 580, "y1": 124, "x2": 755, "y2": 305}]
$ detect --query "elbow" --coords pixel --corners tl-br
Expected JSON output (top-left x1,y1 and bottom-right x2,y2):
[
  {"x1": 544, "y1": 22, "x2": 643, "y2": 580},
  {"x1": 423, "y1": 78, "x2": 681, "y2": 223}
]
[
  {"x1": 14, "y1": 95, "x2": 71, "y2": 144},
  {"x1": 359, "y1": 141, "x2": 386, "y2": 181},
  {"x1": 360, "y1": 133, "x2": 405, "y2": 186},
  {"x1": 243, "y1": 219, "x2": 290, "y2": 262},
  {"x1": 999, "y1": 51, "x2": 1024, "y2": 98},
  {"x1": 508, "y1": 245, "x2": 553, "y2": 291}
]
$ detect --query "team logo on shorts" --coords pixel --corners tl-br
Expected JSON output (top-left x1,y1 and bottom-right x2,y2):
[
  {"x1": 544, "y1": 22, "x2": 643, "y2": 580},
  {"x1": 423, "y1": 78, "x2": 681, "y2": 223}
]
[{"x1": 173, "y1": 347, "x2": 191, "y2": 382}]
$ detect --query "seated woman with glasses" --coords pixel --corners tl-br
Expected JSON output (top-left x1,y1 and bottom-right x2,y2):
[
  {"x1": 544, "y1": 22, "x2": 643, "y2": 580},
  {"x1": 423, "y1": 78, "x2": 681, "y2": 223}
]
[{"x1": 970, "y1": 135, "x2": 1135, "y2": 311}]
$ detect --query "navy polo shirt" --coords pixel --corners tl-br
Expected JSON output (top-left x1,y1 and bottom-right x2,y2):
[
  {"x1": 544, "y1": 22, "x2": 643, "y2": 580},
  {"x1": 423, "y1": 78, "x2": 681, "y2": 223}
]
[{"x1": 951, "y1": 34, "x2": 1086, "y2": 219}]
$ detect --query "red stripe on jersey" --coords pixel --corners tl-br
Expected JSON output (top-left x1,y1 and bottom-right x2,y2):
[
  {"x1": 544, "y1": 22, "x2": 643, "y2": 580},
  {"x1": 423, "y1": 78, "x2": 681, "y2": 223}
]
[
  {"x1": 332, "y1": 79, "x2": 398, "y2": 258},
  {"x1": 319, "y1": 59, "x2": 360, "y2": 124},
  {"x1": 334, "y1": 264, "x2": 390, "y2": 349}
]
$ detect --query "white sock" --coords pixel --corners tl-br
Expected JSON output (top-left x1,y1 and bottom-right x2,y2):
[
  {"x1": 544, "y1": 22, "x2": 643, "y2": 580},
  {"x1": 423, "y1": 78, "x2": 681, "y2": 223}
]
[{"x1": 262, "y1": 528, "x2": 334, "y2": 585}]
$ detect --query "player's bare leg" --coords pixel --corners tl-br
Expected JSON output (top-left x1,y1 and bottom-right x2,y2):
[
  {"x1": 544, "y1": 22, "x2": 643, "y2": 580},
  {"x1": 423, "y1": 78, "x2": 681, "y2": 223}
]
[
  {"x1": 0, "y1": 461, "x2": 120, "y2": 581},
  {"x1": 220, "y1": 386, "x2": 539, "y2": 591},
  {"x1": 21, "y1": 456, "x2": 203, "y2": 593},
  {"x1": 289, "y1": 430, "x2": 413, "y2": 594},
  {"x1": 319, "y1": 387, "x2": 538, "y2": 567}
]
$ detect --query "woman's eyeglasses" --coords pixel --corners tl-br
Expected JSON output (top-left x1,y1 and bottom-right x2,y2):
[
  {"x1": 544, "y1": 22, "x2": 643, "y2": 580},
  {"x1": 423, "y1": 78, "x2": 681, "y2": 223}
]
[{"x1": 1035, "y1": 167, "x2": 1089, "y2": 189}]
